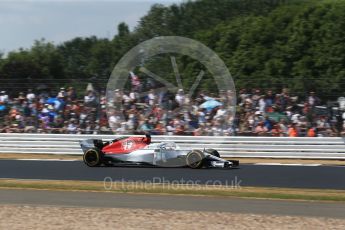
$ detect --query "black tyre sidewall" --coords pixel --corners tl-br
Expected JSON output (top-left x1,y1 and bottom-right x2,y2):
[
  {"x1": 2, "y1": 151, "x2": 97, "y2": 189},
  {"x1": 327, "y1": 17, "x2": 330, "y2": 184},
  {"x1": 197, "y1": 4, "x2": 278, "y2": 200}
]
[
  {"x1": 83, "y1": 148, "x2": 101, "y2": 167},
  {"x1": 186, "y1": 150, "x2": 204, "y2": 169}
]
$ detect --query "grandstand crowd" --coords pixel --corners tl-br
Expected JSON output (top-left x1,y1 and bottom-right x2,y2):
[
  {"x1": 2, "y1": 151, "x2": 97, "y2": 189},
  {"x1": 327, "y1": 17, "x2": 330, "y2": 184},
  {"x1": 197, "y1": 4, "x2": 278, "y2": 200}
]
[{"x1": 0, "y1": 85, "x2": 344, "y2": 137}]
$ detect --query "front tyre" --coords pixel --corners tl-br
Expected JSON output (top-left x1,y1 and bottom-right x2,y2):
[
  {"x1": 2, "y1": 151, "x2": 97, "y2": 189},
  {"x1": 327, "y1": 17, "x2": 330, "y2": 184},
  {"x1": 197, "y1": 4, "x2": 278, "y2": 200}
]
[
  {"x1": 83, "y1": 148, "x2": 102, "y2": 167},
  {"x1": 186, "y1": 150, "x2": 204, "y2": 169}
]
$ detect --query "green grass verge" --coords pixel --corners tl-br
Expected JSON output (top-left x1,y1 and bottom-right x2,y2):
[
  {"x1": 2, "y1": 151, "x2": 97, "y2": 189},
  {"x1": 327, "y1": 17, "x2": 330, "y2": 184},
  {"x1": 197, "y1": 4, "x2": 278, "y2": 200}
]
[{"x1": 1, "y1": 179, "x2": 345, "y2": 202}]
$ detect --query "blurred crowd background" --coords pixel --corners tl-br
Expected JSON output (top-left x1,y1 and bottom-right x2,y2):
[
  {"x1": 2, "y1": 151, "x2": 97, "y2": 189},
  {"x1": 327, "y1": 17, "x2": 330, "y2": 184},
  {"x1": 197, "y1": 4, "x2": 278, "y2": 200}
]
[
  {"x1": 1, "y1": 1, "x2": 344, "y2": 137},
  {"x1": 1, "y1": 82, "x2": 344, "y2": 137}
]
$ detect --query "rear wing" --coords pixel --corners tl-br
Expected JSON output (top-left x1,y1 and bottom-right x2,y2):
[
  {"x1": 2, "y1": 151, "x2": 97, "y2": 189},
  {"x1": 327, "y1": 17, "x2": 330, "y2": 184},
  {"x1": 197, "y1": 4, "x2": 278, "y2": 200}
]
[{"x1": 79, "y1": 139, "x2": 95, "y2": 153}]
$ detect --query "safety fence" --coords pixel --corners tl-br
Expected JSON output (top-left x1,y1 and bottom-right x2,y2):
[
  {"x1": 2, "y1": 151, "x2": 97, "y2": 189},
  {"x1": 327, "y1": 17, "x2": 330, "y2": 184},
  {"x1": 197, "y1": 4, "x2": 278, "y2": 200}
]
[{"x1": 0, "y1": 133, "x2": 344, "y2": 159}]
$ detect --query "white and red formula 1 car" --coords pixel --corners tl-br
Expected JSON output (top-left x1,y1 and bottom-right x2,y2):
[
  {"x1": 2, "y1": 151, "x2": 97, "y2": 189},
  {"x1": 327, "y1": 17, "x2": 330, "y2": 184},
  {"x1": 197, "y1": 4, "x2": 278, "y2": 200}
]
[{"x1": 80, "y1": 134, "x2": 239, "y2": 169}]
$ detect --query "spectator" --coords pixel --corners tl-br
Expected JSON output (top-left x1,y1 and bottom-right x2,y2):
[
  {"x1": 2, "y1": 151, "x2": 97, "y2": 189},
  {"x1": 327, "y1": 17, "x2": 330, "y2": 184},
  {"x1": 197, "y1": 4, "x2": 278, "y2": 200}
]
[
  {"x1": 307, "y1": 127, "x2": 317, "y2": 137},
  {"x1": 265, "y1": 90, "x2": 275, "y2": 109},
  {"x1": 0, "y1": 101, "x2": 6, "y2": 116},
  {"x1": 307, "y1": 91, "x2": 320, "y2": 107},
  {"x1": 67, "y1": 87, "x2": 77, "y2": 101},
  {"x1": 0, "y1": 91, "x2": 9, "y2": 103},
  {"x1": 288, "y1": 123, "x2": 298, "y2": 137},
  {"x1": 251, "y1": 89, "x2": 261, "y2": 108},
  {"x1": 175, "y1": 89, "x2": 185, "y2": 106},
  {"x1": 147, "y1": 89, "x2": 156, "y2": 106},
  {"x1": 26, "y1": 89, "x2": 35, "y2": 103},
  {"x1": 263, "y1": 115, "x2": 273, "y2": 131},
  {"x1": 67, "y1": 120, "x2": 78, "y2": 134},
  {"x1": 214, "y1": 105, "x2": 227, "y2": 120},
  {"x1": 316, "y1": 115, "x2": 330, "y2": 136},
  {"x1": 174, "y1": 124, "x2": 185, "y2": 135},
  {"x1": 341, "y1": 122, "x2": 345, "y2": 137},
  {"x1": 271, "y1": 124, "x2": 282, "y2": 137},
  {"x1": 57, "y1": 88, "x2": 67, "y2": 98},
  {"x1": 84, "y1": 90, "x2": 96, "y2": 107},
  {"x1": 166, "y1": 120, "x2": 176, "y2": 135},
  {"x1": 138, "y1": 119, "x2": 152, "y2": 133},
  {"x1": 254, "y1": 121, "x2": 268, "y2": 136},
  {"x1": 0, "y1": 84, "x2": 343, "y2": 137},
  {"x1": 18, "y1": 92, "x2": 26, "y2": 103}
]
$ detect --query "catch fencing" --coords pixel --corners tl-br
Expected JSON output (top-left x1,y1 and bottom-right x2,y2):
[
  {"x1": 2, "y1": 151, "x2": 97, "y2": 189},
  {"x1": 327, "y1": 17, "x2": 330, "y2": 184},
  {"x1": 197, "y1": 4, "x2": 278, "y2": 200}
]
[{"x1": 0, "y1": 133, "x2": 344, "y2": 159}]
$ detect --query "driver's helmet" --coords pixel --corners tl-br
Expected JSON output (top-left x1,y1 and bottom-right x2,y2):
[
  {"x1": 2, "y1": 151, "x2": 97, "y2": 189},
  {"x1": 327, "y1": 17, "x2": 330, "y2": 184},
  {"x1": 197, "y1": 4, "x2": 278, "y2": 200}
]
[{"x1": 160, "y1": 142, "x2": 177, "y2": 150}]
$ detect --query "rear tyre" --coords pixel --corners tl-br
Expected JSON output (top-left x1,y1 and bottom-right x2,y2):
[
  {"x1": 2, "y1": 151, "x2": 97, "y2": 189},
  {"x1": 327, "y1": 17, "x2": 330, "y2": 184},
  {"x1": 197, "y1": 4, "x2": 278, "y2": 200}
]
[
  {"x1": 83, "y1": 148, "x2": 102, "y2": 167},
  {"x1": 186, "y1": 150, "x2": 204, "y2": 169}
]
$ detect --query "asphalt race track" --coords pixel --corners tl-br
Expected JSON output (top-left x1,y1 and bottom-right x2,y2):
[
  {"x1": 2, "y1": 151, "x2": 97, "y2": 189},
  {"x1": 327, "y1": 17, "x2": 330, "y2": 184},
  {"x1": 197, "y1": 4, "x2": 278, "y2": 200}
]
[{"x1": 1, "y1": 160, "x2": 345, "y2": 189}]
